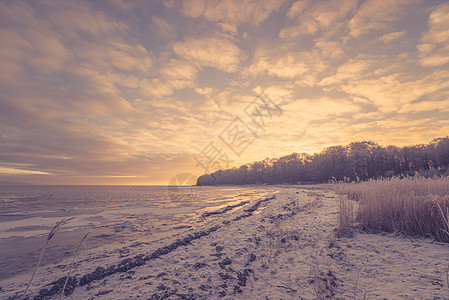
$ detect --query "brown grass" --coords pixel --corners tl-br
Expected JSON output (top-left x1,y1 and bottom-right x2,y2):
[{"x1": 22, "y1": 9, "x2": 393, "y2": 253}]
[
  {"x1": 337, "y1": 176, "x2": 449, "y2": 242},
  {"x1": 337, "y1": 196, "x2": 355, "y2": 238}
]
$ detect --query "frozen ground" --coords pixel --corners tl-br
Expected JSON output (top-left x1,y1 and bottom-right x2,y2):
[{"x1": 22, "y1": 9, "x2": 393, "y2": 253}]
[
  {"x1": 1, "y1": 186, "x2": 448, "y2": 299},
  {"x1": 0, "y1": 186, "x2": 271, "y2": 280}
]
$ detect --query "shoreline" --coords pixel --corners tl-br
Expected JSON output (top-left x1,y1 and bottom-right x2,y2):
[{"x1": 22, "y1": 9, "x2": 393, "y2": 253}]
[
  {"x1": 0, "y1": 186, "x2": 273, "y2": 282},
  {"x1": 2, "y1": 186, "x2": 448, "y2": 299}
]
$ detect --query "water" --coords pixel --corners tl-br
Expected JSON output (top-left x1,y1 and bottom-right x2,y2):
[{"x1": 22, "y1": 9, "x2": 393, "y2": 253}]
[{"x1": 0, "y1": 185, "x2": 272, "y2": 280}]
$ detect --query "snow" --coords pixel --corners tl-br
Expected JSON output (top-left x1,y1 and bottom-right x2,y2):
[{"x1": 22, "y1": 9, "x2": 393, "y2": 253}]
[{"x1": 1, "y1": 186, "x2": 448, "y2": 299}]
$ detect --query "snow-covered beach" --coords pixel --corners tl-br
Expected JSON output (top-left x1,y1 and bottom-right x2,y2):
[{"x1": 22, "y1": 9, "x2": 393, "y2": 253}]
[{"x1": 1, "y1": 185, "x2": 448, "y2": 299}]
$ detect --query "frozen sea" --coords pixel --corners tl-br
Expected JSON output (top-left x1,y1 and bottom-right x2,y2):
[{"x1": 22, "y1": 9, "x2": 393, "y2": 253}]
[{"x1": 0, "y1": 185, "x2": 274, "y2": 280}]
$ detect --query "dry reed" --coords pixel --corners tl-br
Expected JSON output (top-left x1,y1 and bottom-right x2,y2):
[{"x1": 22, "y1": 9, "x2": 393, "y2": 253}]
[
  {"x1": 59, "y1": 232, "x2": 89, "y2": 299},
  {"x1": 337, "y1": 176, "x2": 449, "y2": 242},
  {"x1": 20, "y1": 217, "x2": 74, "y2": 300}
]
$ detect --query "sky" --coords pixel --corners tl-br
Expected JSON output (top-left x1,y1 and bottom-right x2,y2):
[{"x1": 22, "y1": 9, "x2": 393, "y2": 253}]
[{"x1": 0, "y1": 0, "x2": 448, "y2": 185}]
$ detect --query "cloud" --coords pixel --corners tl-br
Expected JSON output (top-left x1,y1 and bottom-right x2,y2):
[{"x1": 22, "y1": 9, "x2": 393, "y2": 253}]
[
  {"x1": 139, "y1": 78, "x2": 174, "y2": 98},
  {"x1": 0, "y1": 152, "x2": 201, "y2": 185},
  {"x1": 0, "y1": 27, "x2": 72, "y2": 76},
  {"x1": 138, "y1": 59, "x2": 198, "y2": 98},
  {"x1": 241, "y1": 95, "x2": 362, "y2": 158},
  {"x1": 255, "y1": 85, "x2": 294, "y2": 103},
  {"x1": 418, "y1": 2, "x2": 449, "y2": 67},
  {"x1": 173, "y1": 37, "x2": 242, "y2": 72},
  {"x1": 27, "y1": 30, "x2": 73, "y2": 73},
  {"x1": 399, "y1": 99, "x2": 449, "y2": 114},
  {"x1": 349, "y1": 115, "x2": 449, "y2": 146},
  {"x1": 379, "y1": 30, "x2": 407, "y2": 43},
  {"x1": 319, "y1": 57, "x2": 376, "y2": 85},
  {"x1": 180, "y1": 0, "x2": 286, "y2": 30},
  {"x1": 339, "y1": 69, "x2": 449, "y2": 112},
  {"x1": 76, "y1": 40, "x2": 152, "y2": 73},
  {"x1": 0, "y1": 0, "x2": 448, "y2": 185},
  {"x1": 286, "y1": 0, "x2": 310, "y2": 19},
  {"x1": 248, "y1": 52, "x2": 309, "y2": 79},
  {"x1": 245, "y1": 49, "x2": 327, "y2": 87},
  {"x1": 288, "y1": 96, "x2": 361, "y2": 119},
  {"x1": 180, "y1": 0, "x2": 205, "y2": 18},
  {"x1": 108, "y1": 0, "x2": 134, "y2": 11},
  {"x1": 152, "y1": 16, "x2": 177, "y2": 40},
  {"x1": 317, "y1": 40, "x2": 449, "y2": 119},
  {"x1": 313, "y1": 39, "x2": 344, "y2": 59},
  {"x1": 108, "y1": 42, "x2": 152, "y2": 72},
  {"x1": 43, "y1": 1, "x2": 128, "y2": 37},
  {"x1": 281, "y1": 0, "x2": 357, "y2": 38},
  {"x1": 0, "y1": 0, "x2": 152, "y2": 97},
  {"x1": 279, "y1": 21, "x2": 318, "y2": 38},
  {"x1": 348, "y1": 0, "x2": 411, "y2": 37},
  {"x1": 0, "y1": 166, "x2": 51, "y2": 175},
  {"x1": 195, "y1": 87, "x2": 214, "y2": 95},
  {"x1": 160, "y1": 59, "x2": 197, "y2": 82},
  {"x1": 248, "y1": 54, "x2": 309, "y2": 78}
]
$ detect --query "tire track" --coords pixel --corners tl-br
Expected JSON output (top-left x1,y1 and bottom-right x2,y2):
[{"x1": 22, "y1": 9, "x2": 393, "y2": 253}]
[{"x1": 14, "y1": 195, "x2": 276, "y2": 300}]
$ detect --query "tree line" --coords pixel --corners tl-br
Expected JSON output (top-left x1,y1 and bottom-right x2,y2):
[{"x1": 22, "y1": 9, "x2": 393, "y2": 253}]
[{"x1": 196, "y1": 137, "x2": 449, "y2": 185}]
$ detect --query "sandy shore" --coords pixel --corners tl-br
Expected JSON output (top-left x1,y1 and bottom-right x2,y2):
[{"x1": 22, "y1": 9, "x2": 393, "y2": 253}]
[{"x1": 1, "y1": 186, "x2": 448, "y2": 299}]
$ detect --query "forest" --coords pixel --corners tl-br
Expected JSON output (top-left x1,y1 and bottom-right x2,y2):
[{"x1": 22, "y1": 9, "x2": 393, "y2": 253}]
[{"x1": 196, "y1": 137, "x2": 449, "y2": 186}]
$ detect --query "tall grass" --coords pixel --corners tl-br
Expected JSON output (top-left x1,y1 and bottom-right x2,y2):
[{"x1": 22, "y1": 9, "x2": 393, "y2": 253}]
[
  {"x1": 59, "y1": 232, "x2": 89, "y2": 299},
  {"x1": 337, "y1": 196, "x2": 355, "y2": 238},
  {"x1": 337, "y1": 176, "x2": 449, "y2": 242},
  {"x1": 20, "y1": 217, "x2": 74, "y2": 300}
]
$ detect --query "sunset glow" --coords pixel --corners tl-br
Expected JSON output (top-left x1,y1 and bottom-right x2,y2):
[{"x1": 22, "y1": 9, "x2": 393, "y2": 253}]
[{"x1": 1, "y1": 0, "x2": 448, "y2": 185}]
